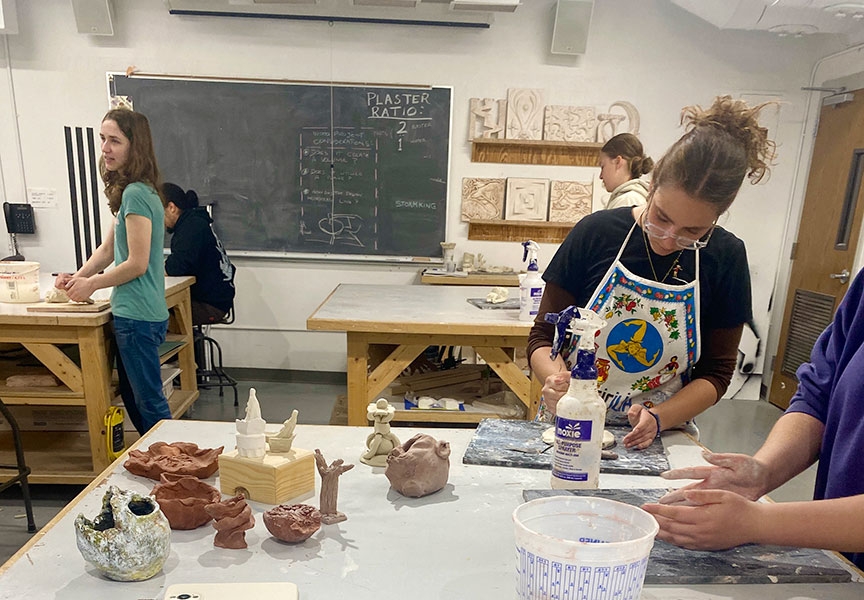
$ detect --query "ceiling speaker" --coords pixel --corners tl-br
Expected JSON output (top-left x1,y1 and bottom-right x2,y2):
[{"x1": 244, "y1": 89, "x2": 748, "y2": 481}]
[
  {"x1": 71, "y1": 0, "x2": 114, "y2": 36},
  {"x1": 551, "y1": 0, "x2": 593, "y2": 55},
  {"x1": 0, "y1": 0, "x2": 19, "y2": 35}
]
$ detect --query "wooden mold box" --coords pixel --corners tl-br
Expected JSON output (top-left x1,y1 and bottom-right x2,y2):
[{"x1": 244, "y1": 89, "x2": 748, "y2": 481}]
[{"x1": 218, "y1": 447, "x2": 315, "y2": 505}]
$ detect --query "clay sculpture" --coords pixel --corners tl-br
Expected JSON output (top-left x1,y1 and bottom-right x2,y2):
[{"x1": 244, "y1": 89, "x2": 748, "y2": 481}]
[
  {"x1": 314, "y1": 449, "x2": 354, "y2": 525},
  {"x1": 124, "y1": 441, "x2": 223, "y2": 480},
  {"x1": 266, "y1": 409, "x2": 298, "y2": 453},
  {"x1": 360, "y1": 399, "x2": 400, "y2": 467},
  {"x1": 385, "y1": 434, "x2": 451, "y2": 498},
  {"x1": 151, "y1": 473, "x2": 222, "y2": 530},
  {"x1": 263, "y1": 504, "x2": 321, "y2": 543},
  {"x1": 204, "y1": 494, "x2": 255, "y2": 549},
  {"x1": 74, "y1": 486, "x2": 171, "y2": 581}
]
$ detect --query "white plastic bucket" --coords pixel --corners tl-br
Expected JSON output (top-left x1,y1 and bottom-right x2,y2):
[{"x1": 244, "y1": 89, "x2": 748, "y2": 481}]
[
  {"x1": 513, "y1": 496, "x2": 659, "y2": 600},
  {"x1": 0, "y1": 261, "x2": 41, "y2": 303}
]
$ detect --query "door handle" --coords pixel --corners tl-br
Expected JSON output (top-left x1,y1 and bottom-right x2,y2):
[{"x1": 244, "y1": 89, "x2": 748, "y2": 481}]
[{"x1": 829, "y1": 269, "x2": 850, "y2": 284}]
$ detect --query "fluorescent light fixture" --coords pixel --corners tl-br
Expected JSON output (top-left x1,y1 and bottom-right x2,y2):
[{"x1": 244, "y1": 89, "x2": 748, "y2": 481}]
[
  {"x1": 354, "y1": 0, "x2": 418, "y2": 6},
  {"x1": 451, "y1": 0, "x2": 519, "y2": 12}
]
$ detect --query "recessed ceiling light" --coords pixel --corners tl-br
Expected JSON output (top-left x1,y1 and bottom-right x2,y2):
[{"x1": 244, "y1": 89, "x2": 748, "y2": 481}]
[{"x1": 768, "y1": 23, "x2": 818, "y2": 36}]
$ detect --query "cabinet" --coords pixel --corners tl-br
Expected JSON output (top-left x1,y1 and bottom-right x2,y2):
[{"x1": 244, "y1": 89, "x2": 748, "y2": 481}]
[
  {"x1": 468, "y1": 138, "x2": 600, "y2": 242},
  {"x1": 0, "y1": 277, "x2": 198, "y2": 483}
]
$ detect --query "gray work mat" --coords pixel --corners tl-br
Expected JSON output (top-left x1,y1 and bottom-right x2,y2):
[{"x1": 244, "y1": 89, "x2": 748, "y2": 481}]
[
  {"x1": 521, "y1": 488, "x2": 853, "y2": 585},
  {"x1": 462, "y1": 418, "x2": 670, "y2": 476},
  {"x1": 466, "y1": 297, "x2": 520, "y2": 310}
]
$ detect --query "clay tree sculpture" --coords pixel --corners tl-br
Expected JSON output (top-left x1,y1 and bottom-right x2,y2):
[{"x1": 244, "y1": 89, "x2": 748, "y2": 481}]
[
  {"x1": 74, "y1": 486, "x2": 171, "y2": 581},
  {"x1": 385, "y1": 434, "x2": 451, "y2": 498},
  {"x1": 263, "y1": 504, "x2": 321, "y2": 543},
  {"x1": 314, "y1": 449, "x2": 354, "y2": 525},
  {"x1": 204, "y1": 494, "x2": 255, "y2": 549},
  {"x1": 360, "y1": 399, "x2": 400, "y2": 467},
  {"x1": 151, "y1": 473, "x2": 222, "y2": 530},
  {"x1": 267, "y1": 409, "x2": 298, "y2": 453}
]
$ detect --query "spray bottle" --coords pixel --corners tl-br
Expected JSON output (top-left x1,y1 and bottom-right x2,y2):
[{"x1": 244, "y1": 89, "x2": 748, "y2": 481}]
[
  {"x1": 519, "y1": 240, "x2": 545, "y2": 322},
  {"x1": 545, "y1": 306, "x2": 608, "y2": 489}
]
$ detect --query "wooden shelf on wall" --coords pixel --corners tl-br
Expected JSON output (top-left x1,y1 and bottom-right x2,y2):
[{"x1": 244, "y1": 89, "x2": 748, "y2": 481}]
[
  {"x1": 468, "y1": 220, "x2": 573, "y2": 243},
  {"x1": 471, "y1": 138, "x2": 602, "y2": 166}
]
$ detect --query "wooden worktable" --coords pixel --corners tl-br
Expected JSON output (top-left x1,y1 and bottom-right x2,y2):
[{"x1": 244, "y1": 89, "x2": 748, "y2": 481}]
[
  {"x1": 307, "y1": 283, "x2": 539, "y2": 425},
  {"x1": 0, "y1": 276, "x2": 198, "y2": 483},
  {"x1": 1, "y1": 420, "x2": 860, "y2": 600}
]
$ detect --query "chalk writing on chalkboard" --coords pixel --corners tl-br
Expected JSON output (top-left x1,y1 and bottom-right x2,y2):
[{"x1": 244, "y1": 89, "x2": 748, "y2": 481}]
[{"x1": 108, "y1": 74, "x2": 452, "y2": 260}]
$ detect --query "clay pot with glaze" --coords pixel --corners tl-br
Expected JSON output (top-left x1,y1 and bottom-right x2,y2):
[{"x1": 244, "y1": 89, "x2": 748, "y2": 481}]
[
  {"x1": 74, "y1": 486, "x2": 171, "y2": 581},
  {"x1": 385, "y1": 433, "x2": 451, "y2": 498},
  {"x1": 263, "y1": 504, "x2": 321, "y2": 543},
  {"x1": 151, "y1": 473, "x2": 222, "y2": 530}
]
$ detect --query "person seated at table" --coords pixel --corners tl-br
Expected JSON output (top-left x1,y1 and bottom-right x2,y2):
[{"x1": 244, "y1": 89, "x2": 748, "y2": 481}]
[
  {"x1": 598, "y1": 132, "x2": 653, "y2": 210},
  {"x1": 528, "y1": 96, "x2": 776, "y2": 450},
  {"x1": 644, "y1": 267, "x2": 864, "y2": 569},
  {"x1": 162, "y1": 182, "x2": 236, "y2": 325}
]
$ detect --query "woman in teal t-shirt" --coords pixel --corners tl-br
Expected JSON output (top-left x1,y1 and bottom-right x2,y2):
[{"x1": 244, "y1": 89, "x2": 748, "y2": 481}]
[{"x1": 56, "y1": 109, "x2": 171, "y2": 434}]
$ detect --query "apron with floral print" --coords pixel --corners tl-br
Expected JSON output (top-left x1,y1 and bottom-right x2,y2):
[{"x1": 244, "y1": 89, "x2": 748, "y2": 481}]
[{"x1": 538, "y1": 223, "x2": 701, "y2": 436}]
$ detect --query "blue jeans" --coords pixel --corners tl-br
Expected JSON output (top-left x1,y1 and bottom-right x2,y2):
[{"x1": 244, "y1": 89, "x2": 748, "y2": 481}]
[{"x1": 114, "y1": 315, "x2": 171, "y2": 434}]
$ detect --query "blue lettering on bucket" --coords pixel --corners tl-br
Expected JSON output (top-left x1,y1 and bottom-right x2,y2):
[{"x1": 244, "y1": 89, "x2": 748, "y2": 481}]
[{"x1": 578, "y1": 537, "x2": 608, "y2": 543}]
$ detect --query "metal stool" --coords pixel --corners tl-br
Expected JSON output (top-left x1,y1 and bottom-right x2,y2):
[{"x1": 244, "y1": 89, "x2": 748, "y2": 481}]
[
  {"x1": 195, "y1": 307, "x2": 239, "y2": 407},
  {"x1": 0, "y1": 398, "x2": 37, "y2": 532}
]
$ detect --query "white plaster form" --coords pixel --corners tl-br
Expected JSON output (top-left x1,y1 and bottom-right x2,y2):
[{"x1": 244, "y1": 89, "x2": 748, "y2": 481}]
[
  {"x1": 505, "y1": 178, "x2": 550, "y2": 221},
  {"x1": 549, "y1": 180, "x2": 593, "y2": 223},
  {"x1": 506, "y1": 88, "x2": 545, "y2": 140},
  {"x1": 468, "y1": 97, "x2": 507, "y2": 140},
  {"x1": 236, "y1": 387, "x2": 267, "y2": 458},
  {"x1": 543, "y1": 106, "x2": 597, "y2": 142},
  {"x1": 461, "y1": 177, "x2": 505, "y2": 221}
]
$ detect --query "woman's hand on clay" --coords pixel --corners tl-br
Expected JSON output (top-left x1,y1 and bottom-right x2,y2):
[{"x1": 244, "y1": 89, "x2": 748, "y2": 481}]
[
  {"x1": 642, "y1": 489, "x2": 764, "y2": 551},
  {"x1": 54, "y1": 273, "x2": 73, "y2": 290},
  {"x1": 657, "y1": 451, "x2": 769, "y2": 504},
  {"x1": 623, "y1": 404, "x2": 657, "y2": 450},
  {"x1": 540, "y1": 371, "x2": 571, "y2": 416},
  {"x1": 65, "y1": 276, "x2": 97, "y2": 303}
]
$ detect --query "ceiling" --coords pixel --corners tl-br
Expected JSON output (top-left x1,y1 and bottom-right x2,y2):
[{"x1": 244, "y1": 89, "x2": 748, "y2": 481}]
[{"x1": 671, "y1": 0, "x2": 864, "y2": 40}]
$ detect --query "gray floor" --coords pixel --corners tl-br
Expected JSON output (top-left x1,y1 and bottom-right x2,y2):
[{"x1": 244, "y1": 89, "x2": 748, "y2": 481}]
[{"x1": 0, "y1": 376, "x2": 816, "y2": 568}]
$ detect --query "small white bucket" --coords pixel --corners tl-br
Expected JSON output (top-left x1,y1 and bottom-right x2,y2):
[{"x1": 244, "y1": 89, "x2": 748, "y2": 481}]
[
  {"x1": 0, "y1": 261, "x2": 41, "y2": 303},
  {"x1": 513, "y1": 496, "x2": 659, "y2": 600}
]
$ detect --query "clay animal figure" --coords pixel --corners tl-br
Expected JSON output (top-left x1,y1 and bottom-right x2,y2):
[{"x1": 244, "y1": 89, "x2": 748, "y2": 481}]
[
  {"x1": 385, "y1": 434, "x2": 451, "y2": 498},
  {"x1": 204, "y1": 494, "x2": 255, "y2": 549},
  {"x1": 360, "y1": 399, "x2": 400, "y2": 467},
  {"x1": 74, "y1": 486, "x2": 171, "y2": 581}
]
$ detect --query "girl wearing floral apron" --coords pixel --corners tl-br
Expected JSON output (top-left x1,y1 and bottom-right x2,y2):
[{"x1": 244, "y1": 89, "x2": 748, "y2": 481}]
[{"x1": 529, "y1": 96, "x2": 776, "y2": 450}]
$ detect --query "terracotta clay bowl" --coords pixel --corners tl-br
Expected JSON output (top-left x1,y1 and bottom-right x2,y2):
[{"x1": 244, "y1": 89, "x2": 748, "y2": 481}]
[
  {"x1": 151, "y1": 473, "x2": 222, "y2": 530},
  {"x1": 124, "y1": 441, "x2": 224, "y2": 481},
  {"x1": 263, "y1": 504, "x2": 321, "y2": 543}
]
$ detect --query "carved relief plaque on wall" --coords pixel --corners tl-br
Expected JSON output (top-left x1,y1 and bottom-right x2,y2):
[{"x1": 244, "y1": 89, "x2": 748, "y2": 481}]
[
  {"x1": 461, "y1": 177, "x2": 506, "y2": 221},
  {"x1": 549, "y1": 180, "x2": 593, "y2": 223},
  {"x1": 506, "y1": 88, "x2": 545, "y2": 140},
  {"x1": 543, "y1": 106, "x2": 597, "y2": 142},
  {"x1": 505, "y1": 178, "x2": 550, "y2": 221},
  {"x1": 468, "y1": 98, "x2": 507, "y2": 141}
]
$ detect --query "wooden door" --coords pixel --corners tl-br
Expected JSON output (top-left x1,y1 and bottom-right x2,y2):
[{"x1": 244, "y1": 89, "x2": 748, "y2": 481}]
[{"x1": 769, "y1": 89, "x2": 864, "y2": 409}]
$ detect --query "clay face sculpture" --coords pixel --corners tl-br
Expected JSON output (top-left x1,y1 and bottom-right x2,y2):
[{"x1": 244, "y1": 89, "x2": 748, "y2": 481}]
[
  {"x1": 151, "y1": 473, "x2": 222, "y2": 530},
  {"x1": 263, "y1": 504, "x2": 321, "y2": 543},
  {"x1": 124, "y1": 441, "x2": 224, "y2": 480},
  {"x1": 385, "y1": 434, "x2": 451, "y2": 498},
  {"x1": 74, "y1": 486, "x2": 171, "y2": 581},
  {"x1": 204, "y1": 494, "x2": 255, "y2": 549}
]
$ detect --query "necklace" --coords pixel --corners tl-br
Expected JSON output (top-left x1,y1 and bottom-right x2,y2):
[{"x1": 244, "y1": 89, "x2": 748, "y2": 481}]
[{"x1": 642, "y1": 226, "x2": 685, "y2": 284}]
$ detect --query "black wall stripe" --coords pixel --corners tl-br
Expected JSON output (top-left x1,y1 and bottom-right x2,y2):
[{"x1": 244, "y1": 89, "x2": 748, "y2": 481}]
[
  {"x1": 86, "y1": 127, "x2": 102, "y2": 246},
  {"x1": 75, "y1": 128, "x2": 92, "y2": 257},
  {"x1": 63, "y1": 126, "x2": 84, "y2": 270}
]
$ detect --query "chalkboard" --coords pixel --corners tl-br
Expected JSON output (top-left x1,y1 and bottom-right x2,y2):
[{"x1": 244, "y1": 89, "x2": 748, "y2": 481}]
[{"x1": 109, "y1": 74, "x2": 452, "y2": 259}]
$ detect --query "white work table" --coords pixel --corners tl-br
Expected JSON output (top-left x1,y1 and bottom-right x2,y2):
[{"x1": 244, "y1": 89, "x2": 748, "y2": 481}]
[
  {"x1": 0, "y1": 420, "x2": 861, "y2": 600},
  {"x1": 307, "y1": 283, "x2": 540, "y2": 425}
]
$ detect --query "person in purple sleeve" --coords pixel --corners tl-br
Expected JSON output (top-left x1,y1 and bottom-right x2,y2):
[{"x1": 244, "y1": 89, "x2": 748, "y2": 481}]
[{"x1": 643, "y1": 268, "x2": 864, "y2": 569}]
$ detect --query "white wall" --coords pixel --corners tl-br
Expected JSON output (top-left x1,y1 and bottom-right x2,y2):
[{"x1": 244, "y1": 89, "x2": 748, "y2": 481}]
[{"x1": 0, "y1": 0, "x2": 844, "y2": 374}]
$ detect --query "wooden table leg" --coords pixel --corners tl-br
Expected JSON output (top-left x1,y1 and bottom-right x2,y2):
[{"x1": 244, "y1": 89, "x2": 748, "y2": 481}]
[
  {"x1": 77, "y1": 326, "x2": 113, "y2": 473},
  {"x1": 529, "y1": 372, "x2": 543, "y2": 420},
  {"x1": 346, "y1": 332, "x2": 370, "y2": 426},
  {"x1": 474, "y1": 346, "x2": 531, "y2": 410},
  {"x1": 169, "y1": 291, "x2": 197, "y2": 393}
]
